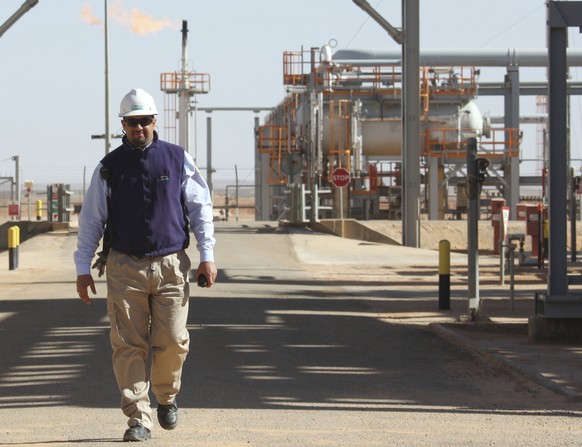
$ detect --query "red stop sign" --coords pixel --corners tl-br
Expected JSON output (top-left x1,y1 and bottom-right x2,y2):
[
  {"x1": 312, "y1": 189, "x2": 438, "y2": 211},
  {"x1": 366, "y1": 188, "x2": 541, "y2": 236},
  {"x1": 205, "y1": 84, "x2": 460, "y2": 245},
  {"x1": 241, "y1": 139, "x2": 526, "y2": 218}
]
[{"x1": 331, "y1": 168, "x2": 350, "y2": 187}]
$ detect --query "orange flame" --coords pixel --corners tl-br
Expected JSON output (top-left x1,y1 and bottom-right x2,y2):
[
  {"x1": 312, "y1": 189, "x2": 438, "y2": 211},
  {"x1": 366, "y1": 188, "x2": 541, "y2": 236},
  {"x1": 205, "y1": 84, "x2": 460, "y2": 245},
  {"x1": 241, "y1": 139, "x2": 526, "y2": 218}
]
[
  {"x1": 110, "y1": 0, "x2": 178, "y2": 36},
  {"x1": 80, "y1": 4, "x2": 103, "y2": 27}
]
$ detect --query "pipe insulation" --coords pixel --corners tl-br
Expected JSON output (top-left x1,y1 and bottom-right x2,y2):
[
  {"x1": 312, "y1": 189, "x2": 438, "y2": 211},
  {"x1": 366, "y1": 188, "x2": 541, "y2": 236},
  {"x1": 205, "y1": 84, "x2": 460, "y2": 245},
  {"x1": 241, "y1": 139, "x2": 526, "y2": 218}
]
[{"x1": 333, "y1": 48, "x2": 582, "y2": 67}]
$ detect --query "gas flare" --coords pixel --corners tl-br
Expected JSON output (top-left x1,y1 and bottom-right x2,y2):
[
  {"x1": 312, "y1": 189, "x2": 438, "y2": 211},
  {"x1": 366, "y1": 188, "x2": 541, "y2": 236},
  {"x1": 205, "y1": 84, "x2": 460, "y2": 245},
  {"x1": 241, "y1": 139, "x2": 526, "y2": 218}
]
[
  {"x1": 110, "y1": 0, "x2": 178, "y2": 36},
  {"x1": 80, "y1": 4, "x2": 102, "y2": 27},
  {"x1": 80, "y1": 1, "x2": 177, "y2": 35}
]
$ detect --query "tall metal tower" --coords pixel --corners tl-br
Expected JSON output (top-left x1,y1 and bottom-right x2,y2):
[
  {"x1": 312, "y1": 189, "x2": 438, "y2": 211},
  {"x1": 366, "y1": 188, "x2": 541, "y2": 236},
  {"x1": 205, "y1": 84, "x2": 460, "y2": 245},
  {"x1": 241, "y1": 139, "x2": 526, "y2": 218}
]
[{"x1": 160, "y1": 20, "x2": 210, "y2": 153}]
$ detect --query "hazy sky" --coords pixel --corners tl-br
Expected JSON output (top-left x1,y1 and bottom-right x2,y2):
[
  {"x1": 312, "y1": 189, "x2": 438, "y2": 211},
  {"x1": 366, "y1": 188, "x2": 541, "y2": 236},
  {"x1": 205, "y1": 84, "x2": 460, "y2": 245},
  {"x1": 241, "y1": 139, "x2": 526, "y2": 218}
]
[{"x1": 0, "y1": 0, "x2": 573, "y2": 190}]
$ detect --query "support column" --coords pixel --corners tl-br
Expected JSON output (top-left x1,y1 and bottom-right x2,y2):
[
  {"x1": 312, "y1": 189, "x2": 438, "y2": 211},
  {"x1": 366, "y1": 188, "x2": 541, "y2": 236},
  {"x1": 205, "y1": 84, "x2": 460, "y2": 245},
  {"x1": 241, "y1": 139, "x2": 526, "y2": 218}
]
[
  {"x1": 467, "y1": 138, "x2": 480, "y2": 318},
  {"x1": 504, "y1": 66, "x2": 520, "y2": 220},
  {"x1": 255, "y1": 116, "x2": 271, "y2": 221},
  {"x1": 428, "y1": 157, "x2": 445, "y2": 220},
  {"x1": 534, "y1": 1, "x2": 582, "y2": 322},
  {"x1": 548, "y1": 6, "x2": 569, "y2": 299},
  {"x1": 13, "y1": 155, "x2": 20, "y2": 221},
  {"x1": 179, "y1": 21, "x2": 190, "y2": 153},
  {"x1": 402, "y1": 0, "x2": 420, "y2": 247}
]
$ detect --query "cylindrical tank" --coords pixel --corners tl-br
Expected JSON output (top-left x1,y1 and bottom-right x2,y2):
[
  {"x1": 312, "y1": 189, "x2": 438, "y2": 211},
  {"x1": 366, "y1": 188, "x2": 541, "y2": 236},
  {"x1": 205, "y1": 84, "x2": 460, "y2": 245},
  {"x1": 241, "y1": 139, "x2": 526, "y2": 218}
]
[{"x1": 320, "y1": 99, "x2": 484, "y2": 157}]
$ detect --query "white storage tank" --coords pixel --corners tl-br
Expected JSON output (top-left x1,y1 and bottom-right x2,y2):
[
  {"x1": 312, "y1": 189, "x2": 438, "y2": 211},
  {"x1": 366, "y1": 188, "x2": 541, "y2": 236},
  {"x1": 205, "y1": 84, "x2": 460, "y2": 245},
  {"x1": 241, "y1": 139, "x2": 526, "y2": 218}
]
[{"x1": 321, "y1": 100, "x2": 484, "y2": 157}]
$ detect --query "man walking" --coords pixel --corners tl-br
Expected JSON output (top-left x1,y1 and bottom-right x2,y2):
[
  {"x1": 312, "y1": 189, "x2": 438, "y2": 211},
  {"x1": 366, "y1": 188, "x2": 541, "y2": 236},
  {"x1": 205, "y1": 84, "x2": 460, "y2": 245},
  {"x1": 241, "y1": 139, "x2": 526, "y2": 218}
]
[{"x1": 74, "y1": 88, "x2": 217, "y2": 442}]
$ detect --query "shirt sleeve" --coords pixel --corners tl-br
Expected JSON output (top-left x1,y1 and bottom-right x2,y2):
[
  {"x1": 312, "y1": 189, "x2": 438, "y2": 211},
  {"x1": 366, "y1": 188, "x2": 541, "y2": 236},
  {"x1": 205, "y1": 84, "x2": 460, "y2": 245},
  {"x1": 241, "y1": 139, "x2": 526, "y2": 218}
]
[
  {"x1": 73, "y1": 163, "x2": 108, "y2": 275},
  {"x1": 182, "y1": 152, "x2": 216, "y2": 263}
]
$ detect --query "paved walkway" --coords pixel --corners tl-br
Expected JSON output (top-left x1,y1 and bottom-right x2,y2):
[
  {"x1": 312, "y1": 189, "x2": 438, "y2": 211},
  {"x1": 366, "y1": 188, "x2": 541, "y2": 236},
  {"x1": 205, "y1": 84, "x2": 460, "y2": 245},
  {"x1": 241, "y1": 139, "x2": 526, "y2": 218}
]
[
  {"x1": 287, "y1": 222, "x2": 582, "y2": 401},
  {"x1": 0, "y1": 221, "x2": 581, "y2": 446}
]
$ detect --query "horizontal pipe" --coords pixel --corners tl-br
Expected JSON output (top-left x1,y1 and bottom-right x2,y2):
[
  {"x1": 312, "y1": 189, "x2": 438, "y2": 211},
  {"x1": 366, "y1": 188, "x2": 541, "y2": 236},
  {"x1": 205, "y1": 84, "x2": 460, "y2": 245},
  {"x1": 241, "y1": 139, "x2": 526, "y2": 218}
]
[
  {"x1": 489, "y1": 115, "x2": 547, "y2": 124},
  {"x1": 333, "y1": 48, "x2": 582, "y2": 67},
  {"x1": 196, "y1": 107, "x2": 273, "y2": 113}
]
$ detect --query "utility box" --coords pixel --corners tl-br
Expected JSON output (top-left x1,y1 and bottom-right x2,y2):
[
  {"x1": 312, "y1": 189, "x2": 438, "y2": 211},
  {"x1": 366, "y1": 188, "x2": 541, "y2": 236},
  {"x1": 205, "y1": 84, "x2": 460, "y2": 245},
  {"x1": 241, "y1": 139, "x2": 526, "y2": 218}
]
[
  {"x1": 491, "y1": 198, "x2": 506, "y2": 254},
  {"x1": 47, "y1": 184, "x2": 73, "y2": 223}
]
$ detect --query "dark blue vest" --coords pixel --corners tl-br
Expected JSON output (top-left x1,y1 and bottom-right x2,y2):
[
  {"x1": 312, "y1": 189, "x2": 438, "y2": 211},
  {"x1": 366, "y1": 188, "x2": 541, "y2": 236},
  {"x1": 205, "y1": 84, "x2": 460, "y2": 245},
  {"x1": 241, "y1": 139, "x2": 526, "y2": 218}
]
[{"x1": 101, "y1": 134, "x2": 190, "y2": 257}]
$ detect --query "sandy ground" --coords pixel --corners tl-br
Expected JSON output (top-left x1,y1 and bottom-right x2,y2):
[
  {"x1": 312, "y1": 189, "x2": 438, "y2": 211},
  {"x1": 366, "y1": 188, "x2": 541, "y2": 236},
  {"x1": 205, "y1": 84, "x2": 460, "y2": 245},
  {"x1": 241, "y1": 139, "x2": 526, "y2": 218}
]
[
  {"x1": 211, "y1": 194, "x2": 582, "y2": 260},
  {"x1": 7, "y1": 193, "x2": 582, "y2": 261}
]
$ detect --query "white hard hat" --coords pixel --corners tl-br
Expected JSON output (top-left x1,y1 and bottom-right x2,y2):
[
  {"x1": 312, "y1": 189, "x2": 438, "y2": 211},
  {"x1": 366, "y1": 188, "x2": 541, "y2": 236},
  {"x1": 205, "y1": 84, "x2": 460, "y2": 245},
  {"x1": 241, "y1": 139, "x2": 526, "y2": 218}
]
[{"x1": 119, "y1": 88, "x2": 158, "y2": 117}]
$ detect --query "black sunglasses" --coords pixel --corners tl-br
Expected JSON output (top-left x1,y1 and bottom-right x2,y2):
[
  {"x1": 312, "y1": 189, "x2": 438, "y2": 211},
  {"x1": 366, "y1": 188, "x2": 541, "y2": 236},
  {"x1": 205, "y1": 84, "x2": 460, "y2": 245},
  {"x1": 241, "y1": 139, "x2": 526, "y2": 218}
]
[{"x1": 124, "y1": 116, "x2": 155, "y2": 127}]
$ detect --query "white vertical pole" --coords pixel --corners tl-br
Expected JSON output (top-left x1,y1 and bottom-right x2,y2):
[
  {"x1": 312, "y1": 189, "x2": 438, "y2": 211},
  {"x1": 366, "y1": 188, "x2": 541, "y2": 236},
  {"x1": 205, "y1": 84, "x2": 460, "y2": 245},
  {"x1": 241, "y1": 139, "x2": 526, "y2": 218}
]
[
  {"x1": 13, "y1": 155, "x2": 20, "y2": 221},
  {"x1": 179, "y1": 21, "x2": 190, "y2": 153}
]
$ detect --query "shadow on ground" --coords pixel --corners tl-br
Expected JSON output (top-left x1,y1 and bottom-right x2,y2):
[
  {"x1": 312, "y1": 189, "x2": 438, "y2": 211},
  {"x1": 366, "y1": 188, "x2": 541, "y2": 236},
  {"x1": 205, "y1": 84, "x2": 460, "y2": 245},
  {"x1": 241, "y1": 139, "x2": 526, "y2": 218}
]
[{"x1": 0, "y1": 287, "x2": 573, "y2": 416}]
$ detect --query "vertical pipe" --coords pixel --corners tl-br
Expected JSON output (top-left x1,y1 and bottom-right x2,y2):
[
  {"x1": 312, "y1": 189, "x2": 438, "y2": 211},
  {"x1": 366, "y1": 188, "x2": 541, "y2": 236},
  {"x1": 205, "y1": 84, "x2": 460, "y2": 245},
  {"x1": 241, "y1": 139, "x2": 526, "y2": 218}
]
[
  {"x1": 570, "y1": 168, "x2": 577, "y2": 262},
  {"x1": 339, "y1": 186, "x2": 344, "y2": 220},
  {"x1": 259, "y1": 120, "x2": 271, "y2": 221},
  {"x1": 179, "y1": 21, "x2": 190, "y2": 153},
  {"x1": 500, "y1": 237, "x2": 506, "y2": 286},
  {"x1": 206, "y1": 116, "x2": 213, "y2": 197},
  {"x1": 439, "y1": 239, "x2": 451, "y2": 310},
  {"x1": 510, "y1": 244, "x2": 516, "y2": 312},
  {"x1": 504, "y1": 66, "x2": 520, "y2": 219},
  {"x1": 467, "y1": 137, "x2": 480, "y2": 317},
  {"x1": 313, "y1": 184, "x2": 319, "y2": 222},
  {"x1": 10, "y1": 177, "x2": 14, "y2": 215},
  {"x1": 181, "y1": 20, "x2": 188, "y2": 84},
  {"x1": 235, "y1": 164, "x2": 239, "y2": 222},
  {"x1": 300, "y1": 183, "x2": 306, "y2": 223},
  {"x1": 224, "y1": 186, "x2": 229, "y2": 222},
  {"x1": 13, "y1": 155, "x2": 20, "y2": 221},
  {"x1": 309, "y1": 91, "x2": 318, "y2": 224},
  {"x1": 14, "y1": 225, "x2": 20, "y2": 269},
  {"x1": 538, "y1": 204, "x2": 544, "y2": 268},
  {"x1": 402, "y1": 0, "x2": 420, "y2": 248},
  {"x1": 254, "y1": 116, "x2": 261, "y2": 221},
  {"x1": 428, "y1": 157, "x2": 439, "y2": 220}
]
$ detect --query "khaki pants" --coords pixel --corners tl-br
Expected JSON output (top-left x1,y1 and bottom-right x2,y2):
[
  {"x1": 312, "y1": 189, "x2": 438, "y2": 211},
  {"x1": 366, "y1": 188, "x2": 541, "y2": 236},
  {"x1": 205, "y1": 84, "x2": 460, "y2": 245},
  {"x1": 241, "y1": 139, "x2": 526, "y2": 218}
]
[{"x1": 106, "y1": 249, "x2": 191, "y2": 430}]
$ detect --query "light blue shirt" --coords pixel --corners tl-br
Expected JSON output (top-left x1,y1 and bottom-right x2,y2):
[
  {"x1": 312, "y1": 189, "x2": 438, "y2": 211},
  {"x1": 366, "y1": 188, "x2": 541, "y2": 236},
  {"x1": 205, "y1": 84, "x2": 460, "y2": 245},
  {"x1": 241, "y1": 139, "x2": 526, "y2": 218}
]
[{"x1": 74, "y1": 150, "x2": 215, "y2": 276}]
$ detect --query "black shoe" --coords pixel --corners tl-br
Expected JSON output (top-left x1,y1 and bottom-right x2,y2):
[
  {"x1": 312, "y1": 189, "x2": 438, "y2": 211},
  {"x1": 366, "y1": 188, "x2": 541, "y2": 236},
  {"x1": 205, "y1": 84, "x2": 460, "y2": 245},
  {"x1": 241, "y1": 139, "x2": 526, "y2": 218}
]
[
  {"x1": 123, "y1": 424, "x2": 151, "y2": 442},
  {"x1": 157, "y1": 402, "x2": 178, "y2": 430}
]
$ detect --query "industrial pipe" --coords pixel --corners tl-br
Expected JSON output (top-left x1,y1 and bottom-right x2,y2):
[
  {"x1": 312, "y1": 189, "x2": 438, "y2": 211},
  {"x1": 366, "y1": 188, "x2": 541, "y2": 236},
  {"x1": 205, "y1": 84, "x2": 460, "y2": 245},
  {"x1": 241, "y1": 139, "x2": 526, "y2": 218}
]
[
  {"x1": 332, "y1": 48, "x2": 582, "y2": 68},
  {"x1": 0, "y1": 0, "x2": 39, "y2": 38},
  {"x1": 467, "y1": 137, "x2": 480, "y2": 319}
]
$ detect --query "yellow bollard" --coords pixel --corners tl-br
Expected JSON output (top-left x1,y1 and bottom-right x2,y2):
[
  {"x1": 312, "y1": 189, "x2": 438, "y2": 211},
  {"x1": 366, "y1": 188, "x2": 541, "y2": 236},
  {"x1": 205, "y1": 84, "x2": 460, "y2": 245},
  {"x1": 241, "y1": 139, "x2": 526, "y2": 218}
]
[
  {"x1": 8, "y1": 226, "x2": 17, "y2": 248},
  {"x1": 8, "y1": 225, "x2": 20, "y2": 270},
  {"x1": 439, "y1": 239, "x2": 450, "y2": 310},
  {"x1": 36, "y1": 199, "x2": 43, "y2": 221}
]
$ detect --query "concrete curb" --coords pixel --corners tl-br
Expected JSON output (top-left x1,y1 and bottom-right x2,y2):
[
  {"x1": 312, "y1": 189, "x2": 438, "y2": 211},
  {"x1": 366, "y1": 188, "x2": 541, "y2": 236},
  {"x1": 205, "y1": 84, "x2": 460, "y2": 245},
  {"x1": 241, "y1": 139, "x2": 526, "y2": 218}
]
[{"x1": 428, "y1": 323, "x2": 582, "y2": 402}]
